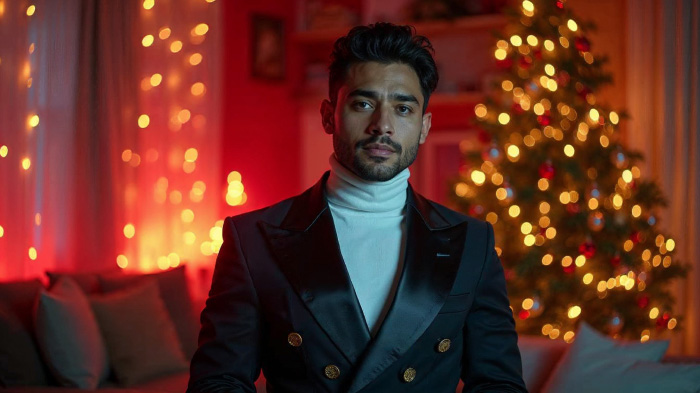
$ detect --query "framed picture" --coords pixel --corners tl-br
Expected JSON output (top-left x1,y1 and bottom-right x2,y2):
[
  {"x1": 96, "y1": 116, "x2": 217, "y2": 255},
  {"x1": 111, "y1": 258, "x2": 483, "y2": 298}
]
[{"x1": 251, "y1": 14, "x2": 285, "y2": 81}]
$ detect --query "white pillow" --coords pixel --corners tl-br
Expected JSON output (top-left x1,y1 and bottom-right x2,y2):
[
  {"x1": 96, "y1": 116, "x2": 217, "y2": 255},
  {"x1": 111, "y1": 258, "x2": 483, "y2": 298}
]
[{"x1": 543, "y1": 322, "x2": 700, "y2": 393}]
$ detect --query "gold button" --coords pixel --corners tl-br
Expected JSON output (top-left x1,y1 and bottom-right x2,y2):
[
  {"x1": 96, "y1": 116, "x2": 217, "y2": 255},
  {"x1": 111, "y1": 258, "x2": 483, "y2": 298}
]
[
  {"x1": 287, "y1": 332, "x2": 302, "y2": 347},
  {"x1": 437, "y1": 338, "x2": 451, "y2": 353},
  {"x1": 324, "y1": 364, "x2": 340, "y2": 379},
  {"x1": 403, "y1": 367, "x2": 416, "y2": 383}
]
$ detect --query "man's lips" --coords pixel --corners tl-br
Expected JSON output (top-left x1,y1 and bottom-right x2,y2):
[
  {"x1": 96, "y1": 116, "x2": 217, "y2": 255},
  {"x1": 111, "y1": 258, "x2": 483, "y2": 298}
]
[{"x1": 363, "y1": 143, "x2": 395, "y2": 157}]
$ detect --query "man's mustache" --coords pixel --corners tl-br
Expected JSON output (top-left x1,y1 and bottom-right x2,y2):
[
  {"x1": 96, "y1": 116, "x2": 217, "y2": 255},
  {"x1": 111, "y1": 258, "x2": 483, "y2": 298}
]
[{"x1": 356, "y1": 136, "x2": 402, "y2": 154}]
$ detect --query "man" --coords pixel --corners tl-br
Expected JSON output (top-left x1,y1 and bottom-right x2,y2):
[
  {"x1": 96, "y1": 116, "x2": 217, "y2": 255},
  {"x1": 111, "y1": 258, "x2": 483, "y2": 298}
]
[{"x1": 188, "y1": 23, "x2": 526, "y2": 393}]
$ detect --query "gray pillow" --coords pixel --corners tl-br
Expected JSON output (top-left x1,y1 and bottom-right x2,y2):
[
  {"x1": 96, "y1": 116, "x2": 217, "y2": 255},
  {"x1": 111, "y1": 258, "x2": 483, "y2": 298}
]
[
  {"x1": 90, "y1": 280, "x2": 188, "y2": 386},
  {"x1": 543, "y1": 322, "x2": 700, "y2": 393},
  {"x1": 34, "y1": 277, "x2": 110, "y2": 388}
]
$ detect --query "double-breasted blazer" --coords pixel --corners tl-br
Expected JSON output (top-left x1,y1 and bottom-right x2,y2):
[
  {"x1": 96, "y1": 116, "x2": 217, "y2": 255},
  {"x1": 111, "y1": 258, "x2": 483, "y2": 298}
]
[{"x1": 188, "y1": 172, "x2": 527, "y2": 393}]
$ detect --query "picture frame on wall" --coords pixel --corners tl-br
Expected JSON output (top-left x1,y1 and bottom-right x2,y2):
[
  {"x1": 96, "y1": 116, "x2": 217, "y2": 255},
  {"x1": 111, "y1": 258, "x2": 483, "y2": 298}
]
[{"x1": 251, "y1": 14, "x2": 285, "y2": 81}]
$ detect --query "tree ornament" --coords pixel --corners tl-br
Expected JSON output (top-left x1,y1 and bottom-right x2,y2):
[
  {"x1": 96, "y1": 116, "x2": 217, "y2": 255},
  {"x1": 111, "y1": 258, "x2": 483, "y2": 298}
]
[
  {"x1": 656, "y1": 312, "x2": 671, "y2": 330},
  {"x1": 630, "y1": 231, "x2": 641, "y2": 244},
  {"x1": 637, "y1": 295, "x2": 649, "y2": 309},
  {"x1": 528, "y1": 295, "x2": 544, "y2": 317},
  {"x1": 574, "y1": 36, "x2": 591, "y2": 52},
  {"x1": 538, "y1": 161, "x2": 555, "y2": 180},
  {"x1": 611, "y1": 148, "x2": 629, "y2": 169},
  {"x1": 610, "y1": 254, "x2": 621, "y2": 267},
  {"x1": 519, "y1": 55, "x2": 533, "y2": 69},
  {"x1": 566, "y1": 202, "x2": 580, "y2": 214},
  {"x1": 469, "y1": 205, "x2": 484, "y2": 216},
  {"x1": 537, "y1": 114, "x2": 551, "y2": 126},
  {"x1": 606, "y1": 313, "x2": 624, "y2": 334},
  {"x1": 588, "y1": 211, "x2": 605, "y2": 231},
  {"x1": 579, "y1": 241, "x2": 596, "y2": 258},
  {"x1": 481, "y1": 144, "x2": 503, "y2": 164},
  {"x1": 477, "y1": 129, "x2": 492, "y2": 144}
]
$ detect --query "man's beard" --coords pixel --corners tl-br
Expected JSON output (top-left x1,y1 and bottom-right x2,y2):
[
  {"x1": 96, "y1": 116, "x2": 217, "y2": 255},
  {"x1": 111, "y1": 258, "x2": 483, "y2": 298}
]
[{"x1": 333, "y1": 134, "x2": 420, "y2": 181}]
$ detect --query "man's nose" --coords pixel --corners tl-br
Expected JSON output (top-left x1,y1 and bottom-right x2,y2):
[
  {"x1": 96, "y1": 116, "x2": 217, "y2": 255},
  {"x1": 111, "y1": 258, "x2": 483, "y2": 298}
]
[{"x1": 369, "y1": 105, "x2": 394, "y2": 136}]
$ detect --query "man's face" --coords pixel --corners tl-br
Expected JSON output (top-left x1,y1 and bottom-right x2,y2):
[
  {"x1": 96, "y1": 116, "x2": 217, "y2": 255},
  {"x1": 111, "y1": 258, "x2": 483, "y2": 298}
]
[{"x1": 321, "y1": 62, "x2": 432, "y2": 182}]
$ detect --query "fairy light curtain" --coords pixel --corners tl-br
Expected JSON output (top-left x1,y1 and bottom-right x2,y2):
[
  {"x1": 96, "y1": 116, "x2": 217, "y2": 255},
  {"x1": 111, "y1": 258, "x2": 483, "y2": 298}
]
[
  {"x1": 0, "y1": 0, "x2": 222, "y2": 281},
  {"x1": 626, "y1": 0, "x2": 700, "y2": 356}
]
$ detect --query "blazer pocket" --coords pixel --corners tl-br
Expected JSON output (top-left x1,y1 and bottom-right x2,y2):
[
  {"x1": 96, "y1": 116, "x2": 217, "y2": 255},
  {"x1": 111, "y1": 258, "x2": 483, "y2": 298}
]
[{"x1": 439, "y1": 292, "x2": 472, "y2": 314}]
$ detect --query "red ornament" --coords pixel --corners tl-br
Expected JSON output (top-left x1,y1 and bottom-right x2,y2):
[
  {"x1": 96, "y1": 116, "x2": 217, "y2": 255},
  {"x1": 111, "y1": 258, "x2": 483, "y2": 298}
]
[
  {"x1": 579, "y1": 242, "x2": 596, "y2": 258},
  {"x1": 518, "y1": 56, "x2": 533, "y2": 69},
  {"x1": 537, "y1": 114, "x2": 551, "y2": 126},
  {"x1": 518, "y1": 310, "x2": 530, "y2": 319},
  {"x1": 656, "y1": 312, "x2": 671, "y2": 330},
  {"x1": 556, "y1": 1, "x2": 565, "y2": 9},
  {"x1": 469, "y1": 205, "x2": 484, "y2": 216},
  {"x1": 497, "y1": 58, "x2": 514, "y2": 69},
  {"x1": 566, "y1": 203, "x2": 581, "y2": 214},
  {"x1": 538, "y1": 162, "x2": 555, "y2": 180},
  {"x1": 574, "y1": 36, "x2": 591, "y2": 52},
  {"x1": 511, "y1": 102, "x2": 525, "y2": 115},
  {"x1": 610, "y1": 255, "x2": 621, "y2": 267},
  {"x1": 556, "y1": 71, "x2": 571, "y2": 87},
  {"x1": 637, "y1": 295, "x2": 649, "y2": 309},
  {"x1": 630, "y1": 231, "x2": 641, "y2": 244},
  {"x1": 563, "y1": 264, "x2": 575, "y2": 274},
  {"x1": 477, "y1": 129, "x2": 492, "y2": 144}
]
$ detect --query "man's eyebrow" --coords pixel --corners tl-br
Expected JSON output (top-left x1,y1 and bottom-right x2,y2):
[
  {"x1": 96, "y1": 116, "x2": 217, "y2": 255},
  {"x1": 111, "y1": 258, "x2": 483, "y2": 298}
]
[{"x1": 347, "y1": 89, "x2": 420, "y2": 105}]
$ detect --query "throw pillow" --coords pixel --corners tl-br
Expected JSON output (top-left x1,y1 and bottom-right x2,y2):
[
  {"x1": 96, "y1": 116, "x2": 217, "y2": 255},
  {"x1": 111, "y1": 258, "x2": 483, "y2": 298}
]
[
  {"x1": 46, "y1": 268, "x2": 122, "y2": 294},
  {"x1": 99, "y1": 265, "x2": 199, "y2": 359},
  {"x1": 0, "y1": 279, "x2": 50, "y2": 386},
  {"x1": 90, "y1": 280, "x2": 188, "y2": 386},
  {"x1": 518, "y1": 335, "x2": 568, "y2": 393},
  {"x1": 34, "y1": 277, "x2": 110, "y2": 389},
  {"x1": 542, "y1": 322, "x2": 700, "y2": 393},
  {"x1": 0, "y1": 306, "x2": 50, "y2": 387}
]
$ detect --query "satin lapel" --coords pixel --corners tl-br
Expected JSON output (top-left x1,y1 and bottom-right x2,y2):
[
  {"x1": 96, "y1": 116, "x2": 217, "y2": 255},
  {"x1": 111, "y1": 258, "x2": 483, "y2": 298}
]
[
  {"x1": 260, "y1": 209, "x2": 371, "y2": 364},
  {"x1": 347, "y1": 205, "x2": 468, "y2": 393}
]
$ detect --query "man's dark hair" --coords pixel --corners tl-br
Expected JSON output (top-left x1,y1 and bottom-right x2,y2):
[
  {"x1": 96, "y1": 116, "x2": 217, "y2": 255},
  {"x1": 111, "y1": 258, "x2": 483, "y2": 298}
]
[{"x1": 328, "y1": 23, "x2": 439, "y2": 113}]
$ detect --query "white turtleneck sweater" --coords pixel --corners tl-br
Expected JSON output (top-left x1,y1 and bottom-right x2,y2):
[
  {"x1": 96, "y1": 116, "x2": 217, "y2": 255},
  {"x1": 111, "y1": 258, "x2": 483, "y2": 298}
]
[{"x1": 325, "y1": 154, "x2": 409, "y2": 337}]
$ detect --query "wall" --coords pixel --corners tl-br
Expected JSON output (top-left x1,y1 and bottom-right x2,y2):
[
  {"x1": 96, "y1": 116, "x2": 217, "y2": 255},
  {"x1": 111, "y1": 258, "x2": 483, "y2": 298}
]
[{"x1": 220, "y1": 0, "x2": 303, "y2": 215}]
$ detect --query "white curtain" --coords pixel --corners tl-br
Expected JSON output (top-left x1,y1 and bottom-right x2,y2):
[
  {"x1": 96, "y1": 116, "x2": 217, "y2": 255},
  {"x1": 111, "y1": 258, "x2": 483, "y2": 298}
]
[
  {"x1": 0, "y1": 0, "x2": 222, "y2": 284},
  {"x1": 626, "y1": 0, "x2": 700, "y2": 355}
]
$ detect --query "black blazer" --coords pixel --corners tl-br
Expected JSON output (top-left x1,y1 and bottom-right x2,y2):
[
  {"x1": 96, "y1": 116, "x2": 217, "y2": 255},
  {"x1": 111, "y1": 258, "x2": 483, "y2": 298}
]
[{"x1": 188, "y1": 173, "x2": 527, "y2": 393}]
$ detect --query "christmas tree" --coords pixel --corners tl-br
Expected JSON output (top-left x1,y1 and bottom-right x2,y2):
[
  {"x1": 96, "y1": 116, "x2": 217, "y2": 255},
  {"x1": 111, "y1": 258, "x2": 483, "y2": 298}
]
[{"x1": 450, "y1": 0, "x2": 687, "y2": 342}]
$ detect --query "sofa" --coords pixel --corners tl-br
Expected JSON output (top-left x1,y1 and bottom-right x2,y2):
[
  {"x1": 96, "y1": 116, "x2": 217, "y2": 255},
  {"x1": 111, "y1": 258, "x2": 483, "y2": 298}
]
[{"x1": 2, "y1": 266, "x2": 699, "y2": 393}]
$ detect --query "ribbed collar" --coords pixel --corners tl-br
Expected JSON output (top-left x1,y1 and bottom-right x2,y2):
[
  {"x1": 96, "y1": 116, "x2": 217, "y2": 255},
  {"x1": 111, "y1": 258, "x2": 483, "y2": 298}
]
[{"x1": 325, "y1": 154, "x2": 409, "y2": 213}]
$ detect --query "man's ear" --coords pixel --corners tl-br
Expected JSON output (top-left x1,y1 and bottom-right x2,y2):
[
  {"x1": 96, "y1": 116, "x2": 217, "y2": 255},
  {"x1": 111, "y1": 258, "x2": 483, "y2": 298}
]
[
  {"x1": 320, "y1": 99, "x2": 335, "y2": 135},
  {"x1": 419, "y1": 112, "x2": 432, "y2": 144}
]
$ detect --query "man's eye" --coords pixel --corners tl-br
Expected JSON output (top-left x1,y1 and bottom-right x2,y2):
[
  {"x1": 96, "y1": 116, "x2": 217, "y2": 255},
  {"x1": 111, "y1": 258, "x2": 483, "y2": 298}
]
[
  {"x1": 397, "y1": 105, "x2": 413, "y2": 114},
  {"x1": 353, "y1": 101, "x2": 372, "y2": 110}
]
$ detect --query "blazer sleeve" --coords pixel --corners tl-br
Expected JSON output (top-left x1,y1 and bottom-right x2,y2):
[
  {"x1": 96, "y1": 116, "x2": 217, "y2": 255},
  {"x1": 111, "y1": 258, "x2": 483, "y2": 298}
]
[
  {"x1": 187, "y1": 217, "x2": 262, "y2": 393},
  {"x1": 460, "y1": 222, "x2": 528, "y2": 393}
]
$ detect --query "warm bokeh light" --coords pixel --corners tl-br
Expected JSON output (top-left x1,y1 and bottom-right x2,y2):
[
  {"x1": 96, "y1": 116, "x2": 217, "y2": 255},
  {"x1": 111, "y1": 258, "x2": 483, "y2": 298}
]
[
  {"x1": 170, "y1": 40, "x2": 183, "y2": 53},
  {"x1": 26, "y1": 5, "x2": 35, "y2": 16},
  {"x1": 178, "y1": 109, "x2": 191, "y2": 123},
  {"x1": 181, "y1": 209, "x2": 195, "y2": 223},
  {"x1": 567, "y1": 19, "x2": 578, "y2": 31},
  {"x1": 0, "y1": 145, "x2": 8, "y2": 157},
  {"x1": 116, "y1": 254, "x2": 128, "y2": 268},
  {"x1": 498, "y1": 113, "x2": 511, "y2": 125},
  {"x1": 474, "y1": 104, "x2": 487, "y2": 118},
  {"x1": 150, "y1": 73, "x2": 162, "y2": 86},
  {"x1": 184, "y1": 147, "x2": 198, "y2": 162},
  {"x1": 568, "y1": 305, "x2": 581, "y2": 319},
  {"x1": 193, "y1": 23, "x2": 209, "y2": 36},
  {"x1": 189, "y1": 53, "x2": 203, "y2": 65},
  {"x1": 22, "y1": 158, "x2": 31, "y2": 170},
  {"x1": 28, "y1": 247, "x2": 37, "y2": 260},
  {"x1": 29, "y1": 114, "x2": 39, "y2": 128},
  {"x1": 470, "y1": 170, "x2": 486, "y2": 185},
  {"x1": 142, "y1": 34, "x2": 155, "y2": 47},
  {"x1": 138, "y1": 114, "x2": 150, "y2": 128},
  {"x1": 0, "y1": 225, "x2": 3, "y2": 238},
  {"x1": 191, "y1": 82, "x2": 205, "y2": 96},
  {"x1": 143, "y1": 0, "x2": 154, "y2": 10},
  {"x1": 123, "y1": 223, "x2": 135, "y2": 238},
  {"x1": 159, "y1": 27, "x2": 171, "y2": 39}
]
